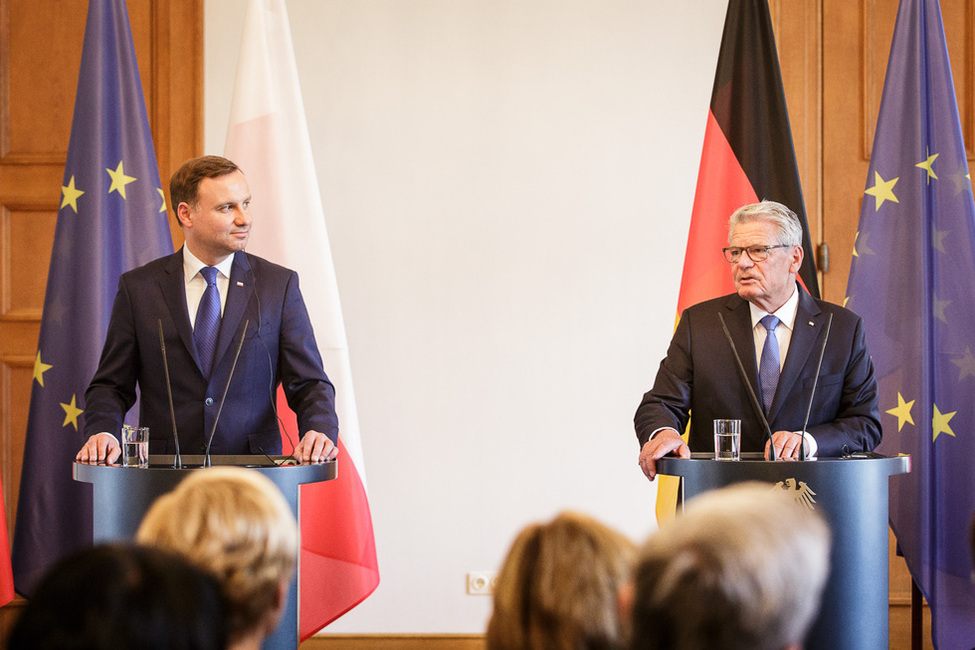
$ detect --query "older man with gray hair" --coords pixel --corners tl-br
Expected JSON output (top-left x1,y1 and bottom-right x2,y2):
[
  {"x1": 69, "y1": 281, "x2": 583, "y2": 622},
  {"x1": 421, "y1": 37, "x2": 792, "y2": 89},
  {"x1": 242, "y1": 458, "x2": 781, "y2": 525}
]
[
  {"x1": 623, "y1": 482, "x2": 831, "y2": 650},
  {"x1": 634, "y1": 200, "x2": 881, "y2": 479}
]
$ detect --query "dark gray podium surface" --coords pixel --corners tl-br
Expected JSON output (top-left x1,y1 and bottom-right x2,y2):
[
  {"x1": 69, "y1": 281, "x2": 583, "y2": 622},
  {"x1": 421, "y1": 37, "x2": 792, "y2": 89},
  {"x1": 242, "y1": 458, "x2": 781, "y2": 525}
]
[
  {"x1": 74, "y1": 455, "x2": 337, "y2": 650},
  {"x1": 656, "y1": 453, "x2": 910, "y2": 650}
]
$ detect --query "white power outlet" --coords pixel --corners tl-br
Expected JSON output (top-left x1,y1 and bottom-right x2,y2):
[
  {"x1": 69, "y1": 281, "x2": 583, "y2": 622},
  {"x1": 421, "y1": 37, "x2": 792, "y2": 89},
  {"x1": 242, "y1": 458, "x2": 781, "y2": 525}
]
[{"x1": 466, "y1": 571, "x2": 498, "y2": 595}]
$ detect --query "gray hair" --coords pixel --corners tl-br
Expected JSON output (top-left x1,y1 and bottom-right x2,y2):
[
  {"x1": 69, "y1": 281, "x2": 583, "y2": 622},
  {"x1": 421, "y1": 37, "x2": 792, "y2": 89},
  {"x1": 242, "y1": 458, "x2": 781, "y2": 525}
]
[
  {"x1": 728, "y1": 200, "x2": 803, "y2": 247},
  {"x1": 629, "y1": 482, "x2": 831, "y2": 650}
]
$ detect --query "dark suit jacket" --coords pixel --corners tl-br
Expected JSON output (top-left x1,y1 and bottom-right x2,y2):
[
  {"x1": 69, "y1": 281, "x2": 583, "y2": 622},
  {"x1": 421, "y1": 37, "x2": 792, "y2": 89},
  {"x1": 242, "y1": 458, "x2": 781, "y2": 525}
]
[
  {"x1": 84, "y1": 249, "x2": 338, "y2": 455},
  {"x1": 634, "y1": 286, "x2": 881, "y2": 456}
]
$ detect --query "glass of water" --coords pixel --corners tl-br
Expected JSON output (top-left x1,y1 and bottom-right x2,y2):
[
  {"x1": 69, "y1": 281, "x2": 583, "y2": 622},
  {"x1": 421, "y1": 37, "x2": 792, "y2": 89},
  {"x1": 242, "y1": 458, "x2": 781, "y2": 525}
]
[
  {"x1": 121, "y1": 425, "x2": 149, "y2": 468},
  {"x1": 713, "y1": 419, "x2": 741, "y2": 461}
]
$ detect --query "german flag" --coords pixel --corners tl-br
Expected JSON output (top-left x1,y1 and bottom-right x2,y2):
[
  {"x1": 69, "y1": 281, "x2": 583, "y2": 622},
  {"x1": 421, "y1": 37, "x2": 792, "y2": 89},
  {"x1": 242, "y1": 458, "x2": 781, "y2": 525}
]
[{"x1": 657, "y1": 0, "x2": 819, "y2": 522}]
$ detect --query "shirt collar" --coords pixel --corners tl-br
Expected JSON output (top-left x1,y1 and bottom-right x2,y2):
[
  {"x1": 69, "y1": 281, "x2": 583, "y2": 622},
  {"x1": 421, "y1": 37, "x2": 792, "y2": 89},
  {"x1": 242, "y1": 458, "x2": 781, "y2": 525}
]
[
  {"x1": 182, "y1": 247, "x2": 235, "y2": 282},
  {"x1": 749, "y1": 285, "x2": 800, "y2": 331}
]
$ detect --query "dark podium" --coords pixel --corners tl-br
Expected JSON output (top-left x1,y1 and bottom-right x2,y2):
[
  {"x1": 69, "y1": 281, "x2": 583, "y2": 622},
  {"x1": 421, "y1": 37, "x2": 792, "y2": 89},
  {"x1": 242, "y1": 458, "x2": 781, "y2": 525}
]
[
  {"x1": 74, "y1": 455, "x2": 337, "y2": 650},
  {"x1": 656, "y1": 452, "x2": 909, "y2": 650}
]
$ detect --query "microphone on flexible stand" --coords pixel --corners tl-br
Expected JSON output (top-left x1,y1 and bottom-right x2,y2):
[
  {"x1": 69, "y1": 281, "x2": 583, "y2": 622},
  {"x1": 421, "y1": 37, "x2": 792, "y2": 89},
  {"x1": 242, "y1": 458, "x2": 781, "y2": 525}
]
[
  {"x1": 158, "y1": 320, "x2": 182, "y2": 469},
  {"x1": 798, "y1": 312, "x2": 833, "y2": 461},
  {"x1": 203, "y1": 320, "x2": 249, "y2": 468},
  {"x1": 717, "y1": 312, "x2": 778, "y2": 461}
]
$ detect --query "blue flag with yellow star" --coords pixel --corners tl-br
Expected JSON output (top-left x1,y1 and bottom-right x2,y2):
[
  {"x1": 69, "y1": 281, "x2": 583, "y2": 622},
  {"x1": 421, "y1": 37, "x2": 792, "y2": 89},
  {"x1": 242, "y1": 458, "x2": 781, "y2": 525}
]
[
  {"x1": 11, "y1": 0, "x2": 173, "y2": 595},
  {"x1": 847, "y1": 0, "x2": 975, "y2": 646}
]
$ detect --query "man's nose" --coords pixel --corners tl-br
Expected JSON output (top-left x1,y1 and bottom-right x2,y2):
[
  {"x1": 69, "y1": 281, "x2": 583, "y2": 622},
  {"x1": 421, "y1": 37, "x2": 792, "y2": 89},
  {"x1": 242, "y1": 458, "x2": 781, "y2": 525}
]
[
  {"x1": 233, "y1": 207, "x2": 250, "y2": 225},
  {"x1": 736, "y1": 253, "x2": 754, "y2": 269}
]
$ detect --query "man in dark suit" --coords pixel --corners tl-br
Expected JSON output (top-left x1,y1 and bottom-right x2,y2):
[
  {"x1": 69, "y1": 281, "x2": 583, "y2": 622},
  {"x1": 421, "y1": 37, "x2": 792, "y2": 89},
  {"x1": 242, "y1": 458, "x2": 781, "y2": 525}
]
[
  {"x1": 635, "y1": 200, "x2": 881, "y2": 480},
  {"x1": 76, "y1": 156, "x2": 338, "y2": 463}
]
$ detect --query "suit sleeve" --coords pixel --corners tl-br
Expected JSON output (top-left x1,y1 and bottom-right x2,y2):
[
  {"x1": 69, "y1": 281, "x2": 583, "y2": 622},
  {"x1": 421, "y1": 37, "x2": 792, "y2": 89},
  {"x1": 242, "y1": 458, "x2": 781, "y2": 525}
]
[
  {"x1": 277, "y1": 271, "x2": 340, "y2": 444},
  {"x1": 83, "y1": 276, "x2": 139, "y2": 437},
  {"x1": 806, "y1": 315, "x2": 882, "y2": 456},
  {"x1": 634, "y1": 312, "x2": 693, "y2": 448}
]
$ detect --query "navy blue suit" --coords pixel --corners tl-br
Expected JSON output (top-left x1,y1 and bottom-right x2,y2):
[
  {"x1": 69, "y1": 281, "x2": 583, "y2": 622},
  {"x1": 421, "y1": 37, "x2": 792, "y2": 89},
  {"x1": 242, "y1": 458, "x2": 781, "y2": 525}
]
[
  {"x1": 634, "y1": 286, "x2": 881, "y2": 456},
  {"x1": 84, "y1": 249, "x2": 338, "y2": 455}
]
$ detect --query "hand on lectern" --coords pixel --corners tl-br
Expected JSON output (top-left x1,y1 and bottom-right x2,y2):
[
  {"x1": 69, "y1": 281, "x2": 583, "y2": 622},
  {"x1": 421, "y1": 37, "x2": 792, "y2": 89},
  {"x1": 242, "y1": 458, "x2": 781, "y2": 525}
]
[
  {"x1": 76, "y1": 432, "x2": 121, "y2": 464},
  {"x1": 294, "y1": 430, "x2": 339, "y2": 464},
  {"x1": 766, "y1": 430, "x2": 803, "y2": 461},
  {"x1": 639, "y1": 429, "x2": 690, "y2": 481}
]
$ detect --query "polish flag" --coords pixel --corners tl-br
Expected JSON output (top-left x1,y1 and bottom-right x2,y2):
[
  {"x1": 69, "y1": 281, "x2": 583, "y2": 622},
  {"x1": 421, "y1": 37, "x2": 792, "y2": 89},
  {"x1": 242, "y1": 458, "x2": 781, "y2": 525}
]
[{"x1": 224, "y1": 0, "x2": 379, "y2": 638}]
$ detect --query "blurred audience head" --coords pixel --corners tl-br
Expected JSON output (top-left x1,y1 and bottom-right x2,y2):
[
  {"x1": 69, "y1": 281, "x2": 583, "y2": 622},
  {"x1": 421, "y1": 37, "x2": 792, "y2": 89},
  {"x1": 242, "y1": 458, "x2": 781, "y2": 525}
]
[
  {"x1": 625, "y1": 482, "x2": 830, "y2": 650},
  {"x1": 7, "y1": 543, "x2": 226, "y2": 650},
  {"x1": 486, "y1": 510, "x2": 635, "y2": 650},
  {"x1": 137, "y1": 467, "x2": 297, "y2": 648}
]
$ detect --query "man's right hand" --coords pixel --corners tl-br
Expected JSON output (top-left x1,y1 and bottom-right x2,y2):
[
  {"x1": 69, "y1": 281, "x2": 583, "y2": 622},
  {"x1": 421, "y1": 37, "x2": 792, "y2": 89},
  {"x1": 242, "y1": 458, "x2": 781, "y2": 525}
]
[
  {"x1": 638, "y1": 428, "x2": 690, "y2": 481},
  {"x1": 76, "y1": 433, "x2": 121, "y2": 464}
]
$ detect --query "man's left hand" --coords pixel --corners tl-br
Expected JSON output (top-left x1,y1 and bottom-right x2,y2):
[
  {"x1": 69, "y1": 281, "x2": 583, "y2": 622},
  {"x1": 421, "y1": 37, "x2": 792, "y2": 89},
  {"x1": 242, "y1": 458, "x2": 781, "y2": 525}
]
[
  {"x1": 765, "y1": 430, "x2": 804, "y2": 461},
  {"x1": 294, "y1": 430, "x2": 339, "y2": 463}
]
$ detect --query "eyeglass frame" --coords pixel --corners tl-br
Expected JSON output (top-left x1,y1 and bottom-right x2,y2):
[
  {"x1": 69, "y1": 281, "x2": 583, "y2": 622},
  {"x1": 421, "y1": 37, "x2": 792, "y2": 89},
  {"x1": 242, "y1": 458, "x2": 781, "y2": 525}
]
[{"x1": 721, "y1": 244, "x2": 793, "y2": 264}]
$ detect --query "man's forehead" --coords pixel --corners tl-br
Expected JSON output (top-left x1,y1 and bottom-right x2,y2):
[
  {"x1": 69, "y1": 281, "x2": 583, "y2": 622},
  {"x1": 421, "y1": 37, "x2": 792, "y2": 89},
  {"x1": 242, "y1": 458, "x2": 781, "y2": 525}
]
[
  {"x1": 730, "y1": 220, "x2": 776, "y2": 242},
  {"x1": 199, "y1": 171, "x2": 250, "y2": 202}
]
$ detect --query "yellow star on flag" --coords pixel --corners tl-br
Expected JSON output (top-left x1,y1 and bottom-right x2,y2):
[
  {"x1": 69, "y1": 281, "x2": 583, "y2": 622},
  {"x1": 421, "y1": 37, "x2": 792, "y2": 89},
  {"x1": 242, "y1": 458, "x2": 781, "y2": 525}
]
[
  {"x1": 934, "y1": 295, "x2": 951, "y2": 324},
  {"x1": 157, "y1": 188, "x2": 167, "y2": 213},
  {"x1": 933, "y1": 228, "x2": 949, "y2": 254},
  {"x1": 932, "y1": 404, "x2": 956, "y2": 442},
  {"x1": 33, "y1": 351, "x2": 53, "y2": 387},
  {"x1": 886, "y1": 392, "x2": 915, "y2": 431},
  {"x1": 61, "y1": 175, "x2": 85, "y2": 213},
  {"x1": 60, "y1": 394, "x2": 84, "y2": 431},
  {"x1": 915, "y1": 152, "x2": 939, "y2": 183},
  {"x1": 952, "y1": 347, "x2": 975, "y2": 381},
  {"x1": 106, "y1": 161, "x2": 137, "y2": 199},
  {"x1": 864, "y1": 171, "x2": 899, "y2": 210}
]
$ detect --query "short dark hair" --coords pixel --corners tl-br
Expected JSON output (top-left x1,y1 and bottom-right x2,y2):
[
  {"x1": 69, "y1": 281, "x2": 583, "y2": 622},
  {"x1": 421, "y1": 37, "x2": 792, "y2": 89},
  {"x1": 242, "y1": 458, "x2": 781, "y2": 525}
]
[
  {"x1": 8, "y1": 543, "x2": 228, "y2": 650},
  {"x1": 169, "y1": 155, "x2": 241, "y2": 211}
]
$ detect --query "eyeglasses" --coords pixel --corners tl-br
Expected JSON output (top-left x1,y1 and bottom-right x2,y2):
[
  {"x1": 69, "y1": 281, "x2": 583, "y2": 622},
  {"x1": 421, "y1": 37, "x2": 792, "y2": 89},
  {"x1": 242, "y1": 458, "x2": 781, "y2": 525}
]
[{"x1": 721, "y1": 244, "x2": 792, "y2": 263}]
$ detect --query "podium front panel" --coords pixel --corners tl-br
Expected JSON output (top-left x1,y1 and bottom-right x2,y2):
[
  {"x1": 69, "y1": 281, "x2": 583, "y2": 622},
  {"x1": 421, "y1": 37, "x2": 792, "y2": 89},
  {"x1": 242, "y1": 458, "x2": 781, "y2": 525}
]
[
  {"x1": 74, "y1": 456, "x2": 337, "y2": 650},
  {"x1": 656, "y1": 454, "x2": 909, "y2": 650}
]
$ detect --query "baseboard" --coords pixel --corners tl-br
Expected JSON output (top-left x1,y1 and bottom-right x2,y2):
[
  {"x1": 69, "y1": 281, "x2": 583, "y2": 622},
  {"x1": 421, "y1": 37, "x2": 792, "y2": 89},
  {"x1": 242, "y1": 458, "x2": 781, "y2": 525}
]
[{"x1": 300, "y1": 634, "x2": 485, "y2": 650}]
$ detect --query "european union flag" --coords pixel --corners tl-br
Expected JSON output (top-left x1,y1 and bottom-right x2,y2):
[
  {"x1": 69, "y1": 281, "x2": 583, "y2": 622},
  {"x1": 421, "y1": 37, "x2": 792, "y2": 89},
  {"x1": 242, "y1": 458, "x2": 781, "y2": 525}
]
[
  {"x1": 12, "y1": 0, "x2": 173, "y2": 594},
  {"x1": 846, "y1": 0, "x2": 975, "y2": 646}
]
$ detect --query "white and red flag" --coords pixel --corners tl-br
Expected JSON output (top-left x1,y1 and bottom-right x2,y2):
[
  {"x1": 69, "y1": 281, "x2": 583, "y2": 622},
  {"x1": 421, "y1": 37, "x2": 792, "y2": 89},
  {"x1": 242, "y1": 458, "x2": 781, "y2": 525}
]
[{"x1": 224, "y1": 0, "x2": 379, "y2": 638}]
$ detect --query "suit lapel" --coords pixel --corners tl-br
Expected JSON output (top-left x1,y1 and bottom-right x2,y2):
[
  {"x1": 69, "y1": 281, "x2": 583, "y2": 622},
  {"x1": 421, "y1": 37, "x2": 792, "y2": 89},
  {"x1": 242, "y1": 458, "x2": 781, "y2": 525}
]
[
  {"x1": 213, "y1": 252, "x2": 253, "y2": 369},
  {"x1": 160, "y1": 249, "x2": 200, "y2": 370},
  {"x1": 722, "y1": 295, "x2": 766, "y2": 424},
  {"x1": 769, "y1": 286, "x2": 824, "y2": 421}
]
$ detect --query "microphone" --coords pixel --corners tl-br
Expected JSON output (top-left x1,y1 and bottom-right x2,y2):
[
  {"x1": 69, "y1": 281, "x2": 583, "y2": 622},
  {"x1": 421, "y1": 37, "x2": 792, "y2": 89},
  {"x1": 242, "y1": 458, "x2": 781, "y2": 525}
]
[
  {"x1": 799, "y1": 312, "x2": 833, "y2": 461},
  {"x1": 203, "y1": 320, "x2": 249, "y2": 467},
  {"x1": 717, "y1": 312, "x2": 778, "y2": 461},
  {"x1": 158, "y1": 319, "x2": 182, "y2": 469}
]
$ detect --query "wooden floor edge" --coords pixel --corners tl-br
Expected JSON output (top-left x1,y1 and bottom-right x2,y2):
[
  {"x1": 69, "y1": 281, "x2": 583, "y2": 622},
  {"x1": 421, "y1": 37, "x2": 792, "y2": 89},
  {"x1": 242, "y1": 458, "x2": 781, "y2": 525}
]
[{"x1": 300, "y1": 634, "x2": 485, "y2": 650}]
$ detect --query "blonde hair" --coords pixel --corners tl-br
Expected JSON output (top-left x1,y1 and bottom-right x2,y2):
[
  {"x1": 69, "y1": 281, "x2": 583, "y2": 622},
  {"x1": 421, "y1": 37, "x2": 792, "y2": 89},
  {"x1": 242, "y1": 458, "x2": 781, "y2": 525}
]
[
  {"x1": 136, "y1": 467, "x2": 297, "y2": 643},
  {"x1": 487, "y1": 511, "x2": 635, "y2": 650},
  {"x1": 629, "y1": 482, "x2": 830, "y2": 650}
]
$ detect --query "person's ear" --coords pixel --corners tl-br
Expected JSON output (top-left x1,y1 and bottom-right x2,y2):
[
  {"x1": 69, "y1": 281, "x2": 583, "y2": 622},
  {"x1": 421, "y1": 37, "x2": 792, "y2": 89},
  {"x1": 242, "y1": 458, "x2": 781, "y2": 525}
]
[{"x1": 176, "y1": 202, "x2": 192, "y2": 228}]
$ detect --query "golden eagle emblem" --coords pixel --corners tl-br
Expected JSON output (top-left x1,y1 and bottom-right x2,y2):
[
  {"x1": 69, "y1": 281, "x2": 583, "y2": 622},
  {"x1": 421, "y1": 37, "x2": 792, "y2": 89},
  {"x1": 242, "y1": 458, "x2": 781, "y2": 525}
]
[{"x1": 773, "y1": 478, "x2": 817, "y2": 510}]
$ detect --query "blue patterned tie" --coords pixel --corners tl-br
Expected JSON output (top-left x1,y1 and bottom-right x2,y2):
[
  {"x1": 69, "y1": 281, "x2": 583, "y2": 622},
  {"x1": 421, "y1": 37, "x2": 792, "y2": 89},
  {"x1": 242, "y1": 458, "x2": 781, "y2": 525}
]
[
  {"x1": 194, "y1": 267, "x2": 220, "y2": 378},
  {"x1": 759, "y1": 315, "x2": 781, "y2": 414}
]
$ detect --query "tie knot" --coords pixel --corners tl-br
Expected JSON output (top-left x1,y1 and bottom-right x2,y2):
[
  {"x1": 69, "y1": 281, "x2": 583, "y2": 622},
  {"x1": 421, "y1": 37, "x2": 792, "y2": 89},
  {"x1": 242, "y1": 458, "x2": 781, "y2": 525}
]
[
  {"x1": 761, "y1": 314, "x2": 780, "y2": 332},
  {"x1": 200, "y1": 267, "x2": 218, "y2": 286}
]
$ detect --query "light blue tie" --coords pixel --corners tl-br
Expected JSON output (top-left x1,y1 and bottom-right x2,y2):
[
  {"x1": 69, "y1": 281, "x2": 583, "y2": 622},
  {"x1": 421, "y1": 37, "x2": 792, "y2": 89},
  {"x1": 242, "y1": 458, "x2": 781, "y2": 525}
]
[
  {"x1": 194, "y1": 267, "x2": 220, "y2": 378},
  {"x1": 759, "y1": 315, "x2": 781, "y2": 414}
]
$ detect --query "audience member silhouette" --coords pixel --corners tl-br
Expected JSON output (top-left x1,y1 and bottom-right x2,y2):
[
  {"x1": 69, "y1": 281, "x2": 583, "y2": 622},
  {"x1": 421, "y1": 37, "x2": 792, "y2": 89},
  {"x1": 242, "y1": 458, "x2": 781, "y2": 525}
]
[
  {"x1": 137, "y1": 467, "x2": 297, "y2": 650},
  {"x1": 623, "y1": 482, "x2": 831, "y2": 650},
  {"x1": 487, "y1": 511, "x2": 635, "y2": 650},
  {"x1": 6, "y1": 543, "x2": 226, "y2": 650}
]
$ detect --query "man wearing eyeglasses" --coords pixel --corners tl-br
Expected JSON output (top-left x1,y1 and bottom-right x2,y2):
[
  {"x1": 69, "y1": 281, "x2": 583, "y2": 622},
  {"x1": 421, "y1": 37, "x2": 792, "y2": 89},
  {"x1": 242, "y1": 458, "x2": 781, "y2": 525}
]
[{"x1": 634, "y1": 200, "x2": 881, "y2": 480}]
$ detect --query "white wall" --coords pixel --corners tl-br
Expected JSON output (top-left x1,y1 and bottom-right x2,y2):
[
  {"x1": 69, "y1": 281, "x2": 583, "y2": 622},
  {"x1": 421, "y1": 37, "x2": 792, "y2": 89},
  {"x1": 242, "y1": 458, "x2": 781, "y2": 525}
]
[{"x1": 204, "y1": 0, "x2": 727, "y2": 634}]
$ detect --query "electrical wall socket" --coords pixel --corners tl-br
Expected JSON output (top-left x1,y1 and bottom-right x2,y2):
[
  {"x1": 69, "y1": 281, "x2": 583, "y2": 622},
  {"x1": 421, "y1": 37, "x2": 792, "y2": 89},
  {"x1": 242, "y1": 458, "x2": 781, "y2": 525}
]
[{"x1": 466, "y1": 571, "x2": 498, "y2": 595}]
